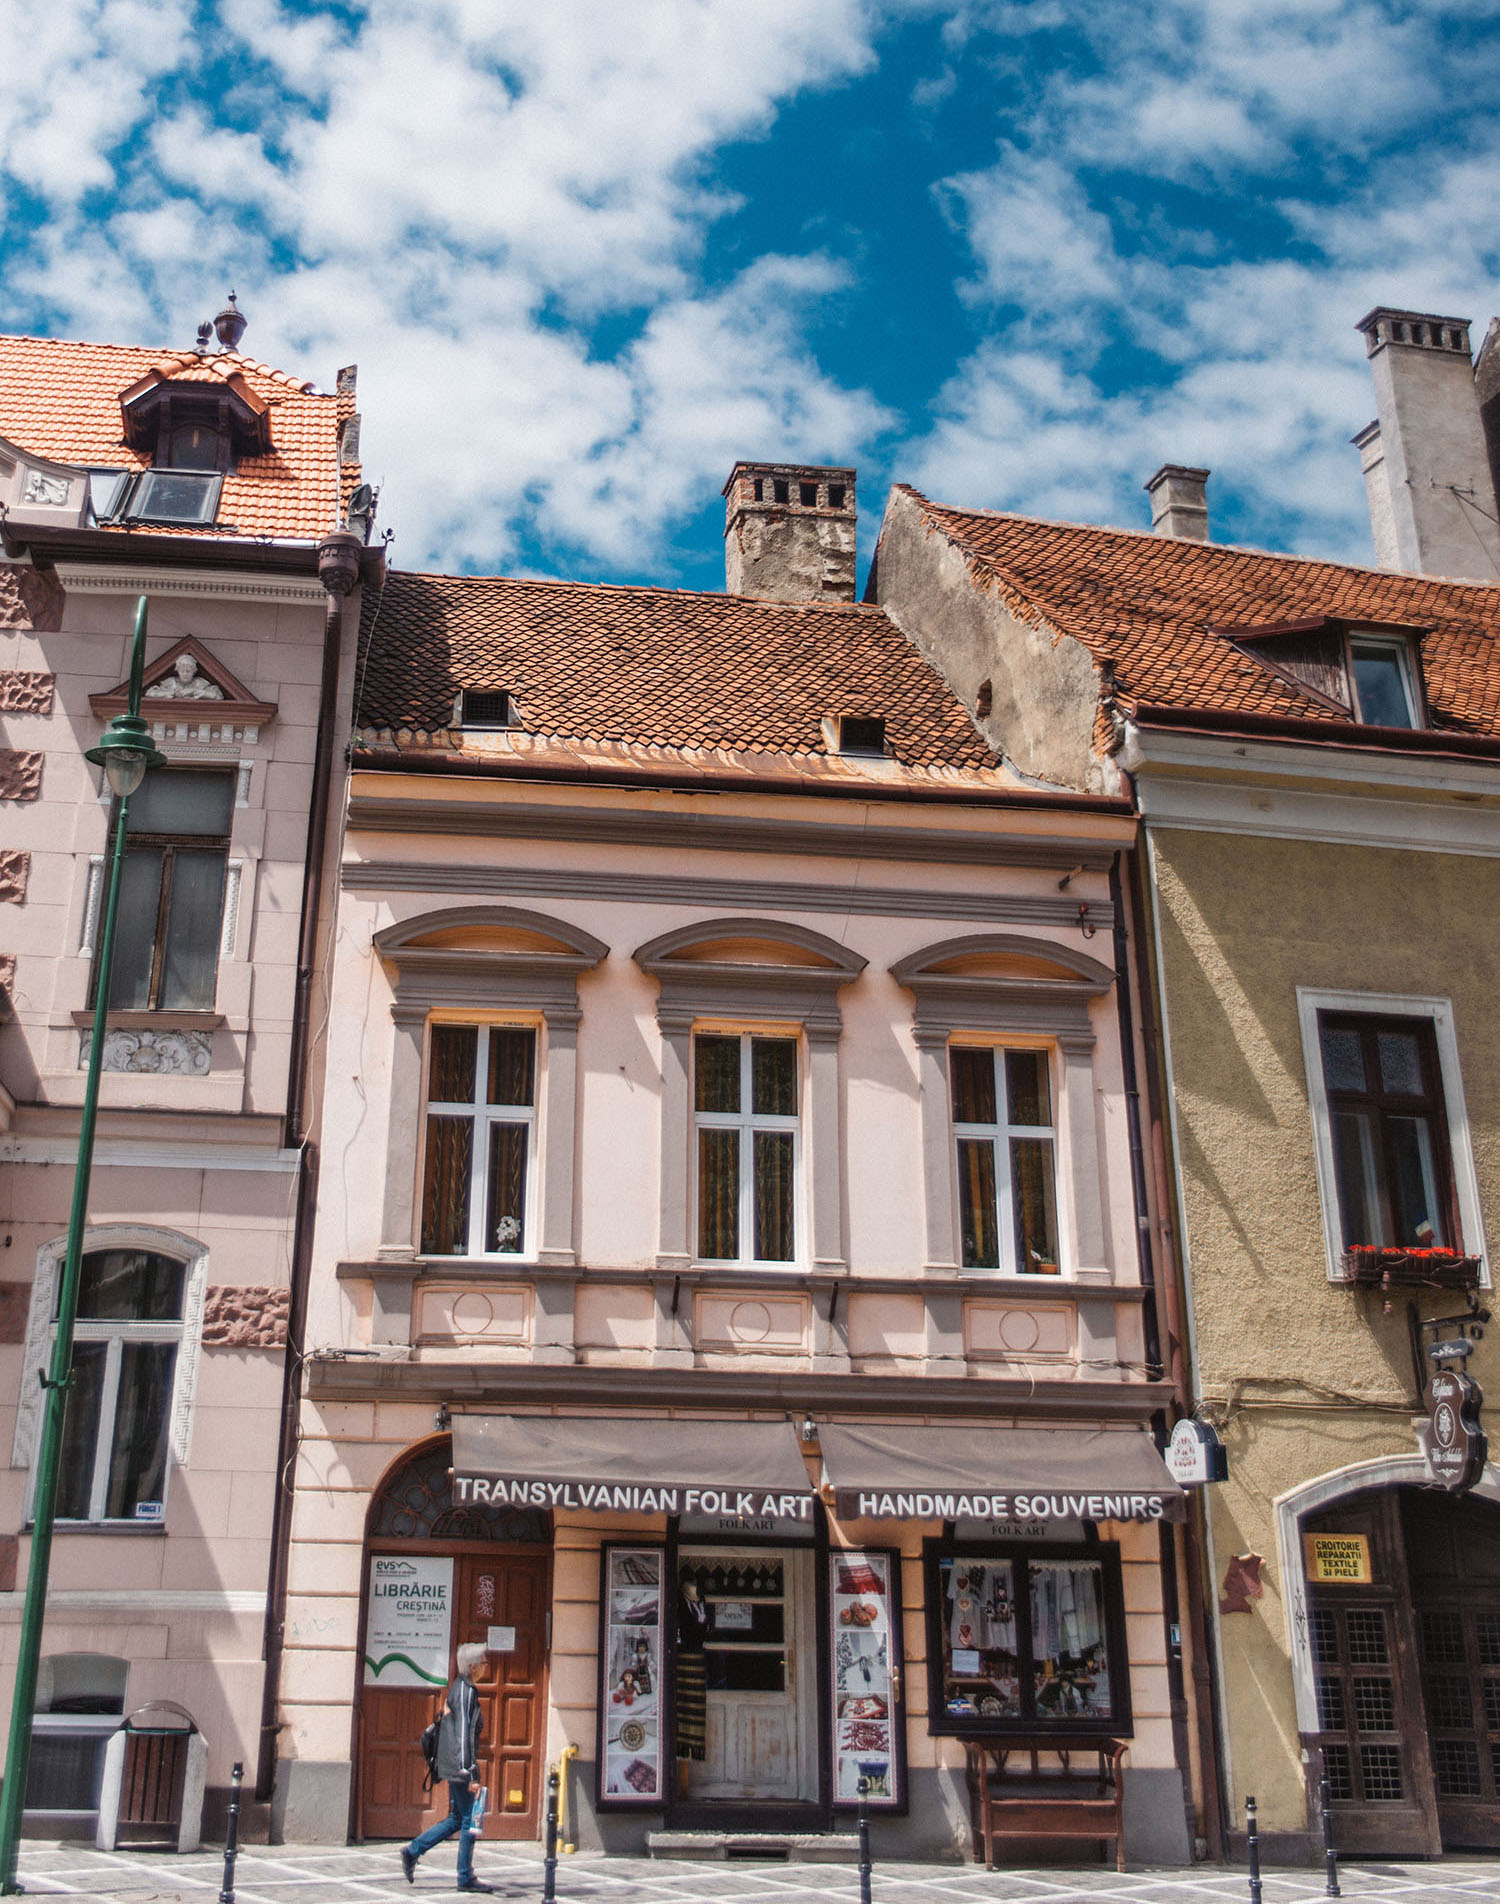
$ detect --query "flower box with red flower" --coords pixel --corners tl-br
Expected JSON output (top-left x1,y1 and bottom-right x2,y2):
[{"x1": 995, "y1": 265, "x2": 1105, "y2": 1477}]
[{"x1": 1340, "y1": 1245, "x2": 1483, "y2": 1291}]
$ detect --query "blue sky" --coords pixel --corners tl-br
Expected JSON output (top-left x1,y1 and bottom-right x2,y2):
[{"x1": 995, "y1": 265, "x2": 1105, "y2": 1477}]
[{"x1": 2, "y1": 0, "x2": 1498, "y2": 592}]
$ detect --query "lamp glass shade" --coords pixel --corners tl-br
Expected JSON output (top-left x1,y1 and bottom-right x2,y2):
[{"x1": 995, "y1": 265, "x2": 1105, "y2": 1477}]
[{"x1": 102, "y1": 748, "x2": 148, "y2": 798}]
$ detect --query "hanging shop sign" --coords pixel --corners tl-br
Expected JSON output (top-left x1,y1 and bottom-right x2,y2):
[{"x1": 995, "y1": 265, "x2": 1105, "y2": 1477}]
[
  {"x1": 1425, "y1": 1369, "x2": 1487, "y2": 1493},
  {"x1": 1303, "y1": 1533, "x2": 1373, "y2": 1585},
  {"x1": 596, "y1": 1546, "x2": 666, "y2": 1808},
  {"x1": 1165, "y1": 1419, "x2": 1228, "y2": 1487},
  {"x1": 363, "y1": 1555, "x2": 453, "y2": 1688}
]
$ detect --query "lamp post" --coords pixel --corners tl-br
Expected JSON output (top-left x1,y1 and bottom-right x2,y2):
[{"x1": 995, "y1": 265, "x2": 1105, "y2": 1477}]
[{"x1": 0, "y1": 597, "x2": 165, "y2": 1893}]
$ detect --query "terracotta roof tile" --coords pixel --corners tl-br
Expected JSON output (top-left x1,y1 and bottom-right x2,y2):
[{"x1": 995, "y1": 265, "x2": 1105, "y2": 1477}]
[
  {"x1": 0, "y1": 332, "x2": 350, "y2": 541},
  {"x1": 904, "y1": 490, "x2": 1500, "y2": 742},
  {"x1": 358, "y1": 570, "x2": 998, "y2": 772}
]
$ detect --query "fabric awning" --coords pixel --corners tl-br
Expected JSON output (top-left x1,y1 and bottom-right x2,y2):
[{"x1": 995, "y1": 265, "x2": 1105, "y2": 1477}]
[
  {"x1": 818, "y1": 1422, "x2": 1187, "y2": 1523},
  {"x1": 451, "y1": 1414, "x2": 815, "y2": 1521}
]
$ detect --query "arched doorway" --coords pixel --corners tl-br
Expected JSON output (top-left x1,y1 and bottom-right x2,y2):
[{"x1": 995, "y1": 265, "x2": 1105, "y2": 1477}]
[
  {"x1": 1278, "y1": 1460, "x2": 1500, "y2": 1855},
  {"x1": 357, "y1": 1437, "x2": 552, "y2": 1844}
]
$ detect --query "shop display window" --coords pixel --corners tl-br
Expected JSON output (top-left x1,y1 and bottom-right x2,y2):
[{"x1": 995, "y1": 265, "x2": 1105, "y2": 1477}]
[
  {"x1": 828, "y1": 1549, "x2": 905, "y2": 1808},
  {"x1": 923, "y1": 1541, "x2": 1130, "y2": 1737},
  {"x1": 596, "y1": 1545, "x2": 666, "y2": 1806}
]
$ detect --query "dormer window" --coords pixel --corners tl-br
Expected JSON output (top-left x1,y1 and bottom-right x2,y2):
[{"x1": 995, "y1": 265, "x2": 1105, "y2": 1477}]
[
  {"x1": 166, "y1": 419, "x2": 225, "y2": 471},
  {"x1": 1348, "y1": 635, "x2": 1418, "y2": 729},
  {"x1": 1222, "y1": 618, "x2": 1429, "y2": 732}
]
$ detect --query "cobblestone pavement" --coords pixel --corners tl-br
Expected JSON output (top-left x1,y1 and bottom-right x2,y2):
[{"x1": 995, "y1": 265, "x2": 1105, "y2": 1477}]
[{"x1": 9, "y1": 1843, "x2": 1500, "y2": 1904}]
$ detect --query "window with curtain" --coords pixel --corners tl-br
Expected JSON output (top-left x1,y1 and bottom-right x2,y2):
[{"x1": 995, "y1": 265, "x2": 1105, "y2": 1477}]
[
  {"x1": 925, "y1": 1543, "x2": 1127, "y2": 1736},
  {"x1": 421, "y1": 1023, "x2": 537, "y2": 1257},
  {"x1": 95, "y1": 766, "x2": 233, "y2": 1012},
  {"x1": 693, "y1": 1032, "x2": 798, "y2": 1265},
  {"x1": 1318, "y1": 1012, "x2": 1456, "y2": 1251},
  {"x1": 951, "y1": 1045, "x2": 1060, "y2": 1273},
  {"x1": 51, "y1": 1250, "x2": 185, "y2": 1525}
]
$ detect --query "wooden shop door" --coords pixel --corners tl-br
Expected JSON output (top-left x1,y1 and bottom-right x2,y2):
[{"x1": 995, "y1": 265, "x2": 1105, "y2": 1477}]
[{"x1": 360, "y1": 1551, "x2": 550, "y2": 1843}]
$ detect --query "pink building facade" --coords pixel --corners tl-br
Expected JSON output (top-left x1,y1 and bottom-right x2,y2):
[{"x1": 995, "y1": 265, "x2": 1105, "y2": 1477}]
[{"x1": 276, "y1": 468, "x2": 1198, "y2": 1862}]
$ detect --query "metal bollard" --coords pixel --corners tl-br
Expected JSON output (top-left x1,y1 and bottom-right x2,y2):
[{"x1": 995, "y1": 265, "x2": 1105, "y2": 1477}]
[
  {"x1": 857, "y1": 1776, "x2": 872, "y2": 1904},
  {"x1": 218, "y1": 1761, "x2": 243, "y2": 1904},
  {"x1": 1319, "y1": 1771, "x2": 1341, "y2": 1896},
  {"x1": 1245, "y1": 1794, "x2": 1262, "y2": 1904},
  {"x1": 541, "y1": 1766, "x2": 560, "y2": 1904}
]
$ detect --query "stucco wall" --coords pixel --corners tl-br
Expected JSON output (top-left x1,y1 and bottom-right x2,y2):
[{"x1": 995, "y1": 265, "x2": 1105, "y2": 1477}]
[{"x1": 1149, "y1": 824, "x2": 1500, "y2": 1834}]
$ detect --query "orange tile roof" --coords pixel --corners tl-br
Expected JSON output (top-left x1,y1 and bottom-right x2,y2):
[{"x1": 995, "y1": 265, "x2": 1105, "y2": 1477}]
[
  {"x1": 357, "y1": 569, "x2": 1000, "y2": 772},
  {"x1": 0, "y1": 332, "x2": 353, "y2": 541},
  {"x1": 902, "y1": 489, "x2": 1500, "y2": 744}
]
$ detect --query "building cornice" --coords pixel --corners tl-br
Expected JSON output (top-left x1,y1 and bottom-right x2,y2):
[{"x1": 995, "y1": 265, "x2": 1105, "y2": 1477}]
[
  {"x1": 53, "y1": 561, "x2": 329, "y2": 607},
  {"x1": 305, "y1": 1355, "x2": 1172, "y2": 1419}
]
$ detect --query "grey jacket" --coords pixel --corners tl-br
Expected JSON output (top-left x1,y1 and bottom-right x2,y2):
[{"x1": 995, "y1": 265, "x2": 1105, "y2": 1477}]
[{"x1": 433, "y1": 1673, "x2": 482, "y2": 1783}]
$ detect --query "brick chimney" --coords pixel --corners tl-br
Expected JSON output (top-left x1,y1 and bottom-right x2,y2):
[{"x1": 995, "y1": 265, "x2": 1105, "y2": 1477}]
[
  {"x1": 1144, "y1": 464, "x2": 1210, "y2": 541},
  {"x1": 1354, "y1": 308, "x2": 1500, "y2": 580},
  {"x1": 723, "y1": 462, "x2": 856, "y2": 602}
]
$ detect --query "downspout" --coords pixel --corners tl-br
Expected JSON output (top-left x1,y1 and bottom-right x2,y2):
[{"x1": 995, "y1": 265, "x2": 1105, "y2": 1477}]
[
  {"x1": 1124, "y1": 839, "x2": 1227, "y2": 1859},
  {"x1": 256, "y1": 530, "x2": 363, "y2": 1807},
  {"x1": 1110, "y1": 852, "x2": 1196, "y2": 1856}
]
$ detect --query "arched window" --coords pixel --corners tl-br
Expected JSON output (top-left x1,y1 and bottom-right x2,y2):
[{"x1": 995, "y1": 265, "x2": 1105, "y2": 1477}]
[{"x1": 369, "y1": 1439, "x2": 548, "y2": 1544}]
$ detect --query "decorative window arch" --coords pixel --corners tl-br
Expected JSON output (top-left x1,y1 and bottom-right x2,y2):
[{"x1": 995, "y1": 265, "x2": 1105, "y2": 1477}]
[
  {"x1": 12, "y1": 1227, "x2": 209, "y2": 1521},
  {"x1": 890, "y1": 933, "x2": 1115, "y2": 1279},
  {"x1": 373, "y1": 906, "x2": 607, "y2": 1265},
  {"x1": 367, "y1": 1437, "x2": 550, "y2": 1544},
  {"x1": 634, "y1": 918, "x2": 867, "y2": 1274}
]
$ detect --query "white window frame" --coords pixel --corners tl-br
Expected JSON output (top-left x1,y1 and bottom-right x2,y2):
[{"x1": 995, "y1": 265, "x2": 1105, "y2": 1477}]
[
  {"x1": 12, "y1": 1229, "x2": 208, "y2": 1526},
  {"x1": 1347, "y1": 631, "x2": 1420, "y2": 728},
  {"x1": 1297, "y1": 988, "x2": 1488, "y2": 1284},
  {"x1": 691, "y1": 1028, "x2": 803, "y2": 1269},
  {"x1": 421, "y1": 1019, "x2": 541, "y2": 1260},
  {"x1": 950, "y1": 1042, "x2": 1062, "y2": 1276}
]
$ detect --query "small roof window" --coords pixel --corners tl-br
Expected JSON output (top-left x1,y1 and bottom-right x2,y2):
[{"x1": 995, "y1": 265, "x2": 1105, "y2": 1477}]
[
  {"x1": 1348, "y1": 634, "x2": 1419, "y2": 729},
  {"x1": 826, "y1": 714, "x2": 887, "y2": 756},
  {"x1": 116, "y1": 470, "x2": 223, "y2": 525},
  {"x1": 460, "y1": 689, "x2": 519, "y2": 729}
]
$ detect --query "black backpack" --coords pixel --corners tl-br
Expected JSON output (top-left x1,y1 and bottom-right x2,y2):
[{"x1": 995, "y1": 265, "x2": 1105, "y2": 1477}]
[{"x1": 419, "y1": 1696, "x2": 443, "y2": 1791}]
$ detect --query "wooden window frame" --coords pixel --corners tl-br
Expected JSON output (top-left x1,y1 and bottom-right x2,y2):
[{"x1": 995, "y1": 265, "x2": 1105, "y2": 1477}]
[{"x1": 691, "y1": 1029, "x2": 802, "y2": 1269}]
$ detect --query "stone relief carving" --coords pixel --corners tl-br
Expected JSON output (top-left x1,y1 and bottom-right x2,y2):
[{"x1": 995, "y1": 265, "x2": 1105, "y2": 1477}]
[
  {"x1": 0, "y1": 954, "x2": 14, "y2": 1018},
  {"x1": 0, "y1": 567, "x2": 64, "y2": 632},
  {"x1": 22, "y1": 470, "x2": 71, "y2": 507},
  {"x1": 201, "y1": 1285, "x2": 289, "y2": 1349},
  {"x1": 0, "y1": 851, "x2": 28, "y2": 903},
  {"x1": 80, "y1": 1027, "x2": 213, "y2": 1075},
  {"x1": 0, "y1": 751, "x2": 42, "y2": 801},
  {"x1": 0, "y1": 671, "x2": 54, "y2": 714},
  {"x1": 146, "y1": 654, "x2": 225, "y2": 701}
]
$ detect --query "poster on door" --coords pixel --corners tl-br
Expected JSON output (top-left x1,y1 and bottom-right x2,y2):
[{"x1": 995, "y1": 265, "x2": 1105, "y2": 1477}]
[
  {"x1": 364, "y1": 1555, "x2": 454, "y2": 1687},
  {"x1": 829, "y1": 1549, "x2": 903, "y2": 1808},
  {"x1": 598, "y1": 1545, "x2": 665, "y2": 1806}
]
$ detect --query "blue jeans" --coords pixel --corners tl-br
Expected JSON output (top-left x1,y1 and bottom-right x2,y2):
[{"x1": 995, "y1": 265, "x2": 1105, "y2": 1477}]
[{"x1": 406, "y1": 1778, "x2": 477, "y2": 1886}]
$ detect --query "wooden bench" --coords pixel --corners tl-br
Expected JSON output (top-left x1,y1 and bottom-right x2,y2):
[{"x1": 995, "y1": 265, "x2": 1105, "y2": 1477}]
[{"x1": 963, "y1": 1735, "x2": 1128, "y2": 1872}]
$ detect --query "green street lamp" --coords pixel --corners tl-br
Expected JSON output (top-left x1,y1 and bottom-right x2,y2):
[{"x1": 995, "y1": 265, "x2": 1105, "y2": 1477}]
[{"x1": 0, "y1": 597, "x2": 165, "y2": 1892}]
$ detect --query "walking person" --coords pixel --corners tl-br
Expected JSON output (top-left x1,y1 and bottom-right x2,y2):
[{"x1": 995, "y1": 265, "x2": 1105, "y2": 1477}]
[{"x1": 402, "y1": 1643, "x2": 491, "y2": 1892}]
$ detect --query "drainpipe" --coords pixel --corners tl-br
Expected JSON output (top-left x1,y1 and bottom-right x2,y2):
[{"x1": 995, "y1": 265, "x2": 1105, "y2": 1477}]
[
  {"x1": 1111, "y1": 853, "x2": 1198, "y2": 1856},
  {"x1": 255, "y1": 530, "x2": 362, "y2": 1807},
  {"x1": 1122, "y1": 842, "x2": 1227, "y2": 1860}
]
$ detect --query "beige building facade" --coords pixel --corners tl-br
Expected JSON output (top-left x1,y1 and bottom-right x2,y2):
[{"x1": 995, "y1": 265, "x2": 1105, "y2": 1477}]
[{"x1": 274, "y1": 474, "x2": 1195, "y2": 1862}]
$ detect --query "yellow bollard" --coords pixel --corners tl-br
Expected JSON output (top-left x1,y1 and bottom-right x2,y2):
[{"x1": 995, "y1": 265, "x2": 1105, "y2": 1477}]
[{"x1": 557, "y1": 1743, "x2": 579, "y2": 1853}]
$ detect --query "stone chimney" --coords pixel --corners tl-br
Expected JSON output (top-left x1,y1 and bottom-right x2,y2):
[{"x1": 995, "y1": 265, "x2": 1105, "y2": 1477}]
[
  {"x1": 723, "y1": 462, "x2": 856, "y2": 602},
  {"x1": 1354, "y1": 307, "x2": 1500, "y2": 580},
  {"x1": 1144, "y1": 464, "x2": 1210, "y2": 541}
]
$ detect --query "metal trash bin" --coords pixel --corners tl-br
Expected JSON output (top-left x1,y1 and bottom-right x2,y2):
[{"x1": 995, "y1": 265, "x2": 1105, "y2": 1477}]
[{"x1": 96, "y1": 1702, "x2": 207, "y2": 1853}]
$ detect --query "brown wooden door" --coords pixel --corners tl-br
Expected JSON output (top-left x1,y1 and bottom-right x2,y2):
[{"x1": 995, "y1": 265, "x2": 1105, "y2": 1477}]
[
  {"x1": 1304, "y1": 1492, "x2": 1440, "y2": 1855},
  {"x1": 1404, "y1": 1489, "x2": 1500, "y2": 1849},
  {"x1": 359, "y1": 1549, "x2": 550, "y2": 1843}
]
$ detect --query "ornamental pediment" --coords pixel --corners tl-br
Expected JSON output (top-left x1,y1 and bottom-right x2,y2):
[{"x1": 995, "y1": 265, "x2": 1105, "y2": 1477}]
[{"x1": 89, "y1": 634, "x2": 277, "y2": 743}]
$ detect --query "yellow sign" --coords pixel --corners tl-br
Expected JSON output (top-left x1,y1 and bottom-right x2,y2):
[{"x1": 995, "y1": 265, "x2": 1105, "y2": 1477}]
[{"x1": 1304, "y1": 1533, "x2": 1372, "y2": 1584}]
